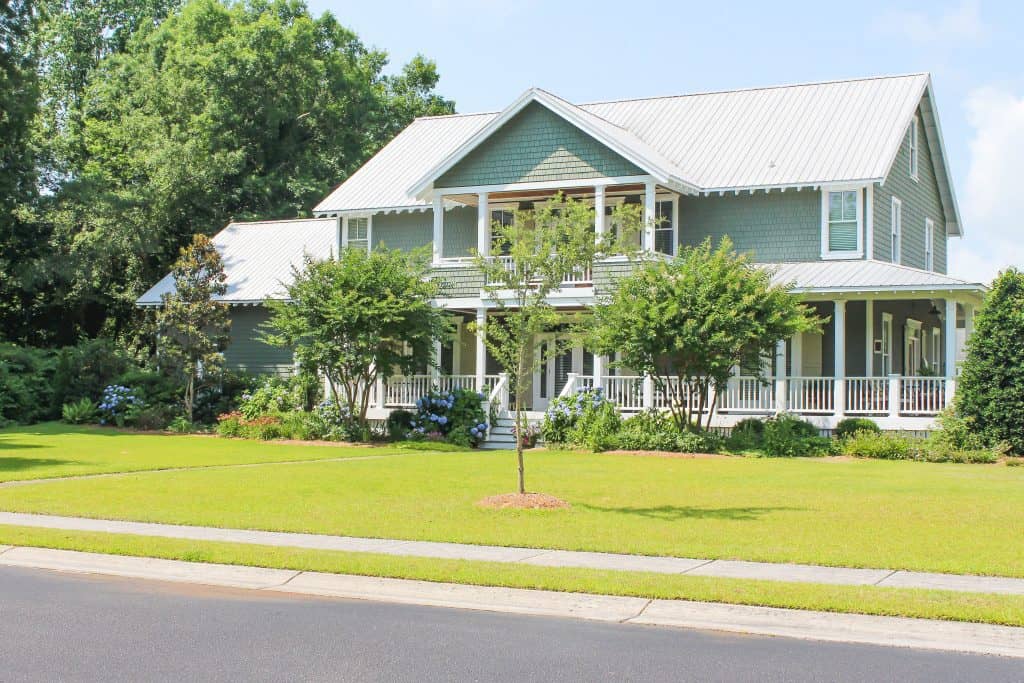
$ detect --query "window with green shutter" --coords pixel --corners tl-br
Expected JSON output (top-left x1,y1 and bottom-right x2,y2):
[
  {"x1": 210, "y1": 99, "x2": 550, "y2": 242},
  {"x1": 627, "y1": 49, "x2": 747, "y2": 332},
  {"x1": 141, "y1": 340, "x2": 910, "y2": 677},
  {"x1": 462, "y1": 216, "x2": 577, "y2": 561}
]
[{"x1": 827, "y1": 190, "x2": 858, "y2": 252}]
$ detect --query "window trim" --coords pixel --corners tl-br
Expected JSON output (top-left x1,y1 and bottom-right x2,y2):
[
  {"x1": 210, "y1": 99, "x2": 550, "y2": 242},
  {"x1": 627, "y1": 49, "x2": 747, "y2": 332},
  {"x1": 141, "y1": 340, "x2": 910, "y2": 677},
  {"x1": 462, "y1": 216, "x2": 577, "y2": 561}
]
[
  {"x1": 820, "y1": 185, "x2": 864, "y2": 259},
  {"x1": 909, "y1": 116, "x2": 920, "y2": 182},
  {"x1": 924, "y1": 217, "x2": 935, "y2": 271},
  {"x1": 890, "y1": 197, "x2": 902, "y2": 264},
  {"x1": 342, "y1": 215, "x2": 372, "y2": 253}
]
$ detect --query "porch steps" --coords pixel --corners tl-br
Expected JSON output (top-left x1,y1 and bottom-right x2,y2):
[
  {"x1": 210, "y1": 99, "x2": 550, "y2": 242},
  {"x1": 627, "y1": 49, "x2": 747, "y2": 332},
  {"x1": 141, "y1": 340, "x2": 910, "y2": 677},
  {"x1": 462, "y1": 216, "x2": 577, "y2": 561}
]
[{"x1": 480, "y1": 411, "x2": 544, "y2": 450}]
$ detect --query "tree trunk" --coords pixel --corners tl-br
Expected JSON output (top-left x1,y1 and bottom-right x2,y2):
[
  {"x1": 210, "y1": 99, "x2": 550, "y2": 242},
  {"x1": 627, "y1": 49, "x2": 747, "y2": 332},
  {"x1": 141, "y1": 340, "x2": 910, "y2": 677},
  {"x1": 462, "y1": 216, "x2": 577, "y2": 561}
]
[{"x1": 184, "y1": 372, "x2": 194, "y2": 422}]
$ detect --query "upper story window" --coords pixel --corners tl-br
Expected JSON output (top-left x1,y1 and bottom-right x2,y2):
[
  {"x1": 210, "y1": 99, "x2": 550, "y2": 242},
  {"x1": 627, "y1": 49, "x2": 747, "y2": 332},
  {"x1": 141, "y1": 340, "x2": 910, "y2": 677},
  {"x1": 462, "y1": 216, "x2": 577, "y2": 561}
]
[
  {"x1": 821, "y1": 187, "x2": 862, "y2": 258},
  {"x1": 345, "y1": 216, "x2": 370, "y2": 252},
  {"x1": 924, "y1": 217, "x2": 935, "y2": 271},
  {"x1": 490, "y1": 209, "x2": 514, "y2": 256},
  {"x1": 654, "y1": 198, "x2": 676, "y2": 256},
  {"x1": 909, "y1": 116, "x2": 920, "y2": 181},
  {"x1": 890, "y1": 197, "x2": 902, "y2": 263}
]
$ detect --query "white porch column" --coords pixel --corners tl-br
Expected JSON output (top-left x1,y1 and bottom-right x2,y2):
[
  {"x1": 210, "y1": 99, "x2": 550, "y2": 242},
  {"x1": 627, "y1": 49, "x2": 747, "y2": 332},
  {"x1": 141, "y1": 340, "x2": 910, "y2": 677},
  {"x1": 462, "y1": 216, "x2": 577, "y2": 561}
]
[
  {"x1": 643, "y1": 181, "x2": 656, "y2": 251},
  {"x1": 774, "y1": 339, "x2": 787, "y2": 413},
  {"x1": 945, "y1": 298, "x2": 958, "y2": 405},
  {"x1": 594, "y1": 185, "x2": 606, "y2": 241},
  {"x1": 887, "y1": 373, "x2": 900, "y2": 418},
  {"x1": 865, "y1": 299, "x2": 874, "y2": 376},
  {"x1": 431, "y1": 339, "x2": 442, "y2": 381},
  {"x1": 475, "y1": 307, "x2": 487, "y2": 393},
  {"x1": 432, "y1": 195, "x2": 444, "y2": 263},
  {"x1": 833, "y1": 300, "x2": 846, "y2": 418},
  {"x1": 476, "y1": 192, "x2": 489, "y2": 258},
  {"x1": 642, "y1": 374, "x2": 655, "y2": 410},
  {"x1": 593, "y1": 354, "x2": 605, "y2": 389}
]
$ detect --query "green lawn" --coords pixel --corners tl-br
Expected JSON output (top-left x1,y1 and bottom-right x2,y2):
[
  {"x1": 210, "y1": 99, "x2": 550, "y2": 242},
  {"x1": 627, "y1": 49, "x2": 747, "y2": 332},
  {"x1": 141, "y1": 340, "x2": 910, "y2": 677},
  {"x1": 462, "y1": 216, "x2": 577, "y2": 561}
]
[
  {"x1": 1, "y1": 426, "x2": 1022, "y2": 577},
  {"x1": 0, "y1": 422, "x2": 405, "y2": 482},
  {"x1": 1, "y1": 524, "x2": 1022, "y2": 627}
]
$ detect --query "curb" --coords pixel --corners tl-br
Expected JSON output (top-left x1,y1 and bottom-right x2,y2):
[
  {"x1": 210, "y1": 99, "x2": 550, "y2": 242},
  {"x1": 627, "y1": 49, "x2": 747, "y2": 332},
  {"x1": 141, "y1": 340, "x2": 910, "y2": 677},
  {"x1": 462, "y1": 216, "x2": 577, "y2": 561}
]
[{"x1": 1, "y1": 546, "x2": 1022, "y2": 658}]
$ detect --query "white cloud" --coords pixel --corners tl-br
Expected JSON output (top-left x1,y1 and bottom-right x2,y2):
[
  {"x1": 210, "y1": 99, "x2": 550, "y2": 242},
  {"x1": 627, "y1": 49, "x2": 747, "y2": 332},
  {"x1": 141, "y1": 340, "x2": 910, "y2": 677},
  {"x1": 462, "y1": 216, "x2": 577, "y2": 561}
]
[
  {"x1": 949, "y1": 85, "x2": 1024, "y2": 283},
  {"x1": 875, "y1": 1, "x2": 987, "y2": 44}
]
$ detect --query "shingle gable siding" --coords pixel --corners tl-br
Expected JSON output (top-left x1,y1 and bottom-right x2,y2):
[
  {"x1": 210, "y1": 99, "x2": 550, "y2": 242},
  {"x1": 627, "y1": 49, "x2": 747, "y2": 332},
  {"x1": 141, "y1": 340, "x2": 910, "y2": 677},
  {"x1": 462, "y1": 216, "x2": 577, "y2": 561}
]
[
  {"x1": 677, "y1": 190, "x2": 821, "y2": 262},
  {"x1": 436, "y1": 102, "x2": 644, "y2": 188},
  {"x1": 872, "y1": 99, "x2": 947, "y2": 272}
]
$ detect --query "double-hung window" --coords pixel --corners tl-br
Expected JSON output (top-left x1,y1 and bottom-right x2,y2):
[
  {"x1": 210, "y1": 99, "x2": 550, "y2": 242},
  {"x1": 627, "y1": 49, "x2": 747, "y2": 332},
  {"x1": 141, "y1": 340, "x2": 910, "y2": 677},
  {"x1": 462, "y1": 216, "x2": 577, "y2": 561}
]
[
  {"x1": 909, "y1": 116, "x2": 919, "y2": 181},
  {"x1": 924, "y1": 217, "x2": 935, "y2": 271},
  {"x1": 345, "y1": 216, "x2": 370, "y2": 253},
  {"x1": 654, "y1": 199, "x2": 676, "y2": 256},
  {"x1": 822, "y1": 188, "x2": 862, "y2": 257},
  {"x1": 490, "y1": 209, "x2": 514, "y2": 256},
  {"x1": 890, "y1": 197, "x2": 902, "y2": 263}
]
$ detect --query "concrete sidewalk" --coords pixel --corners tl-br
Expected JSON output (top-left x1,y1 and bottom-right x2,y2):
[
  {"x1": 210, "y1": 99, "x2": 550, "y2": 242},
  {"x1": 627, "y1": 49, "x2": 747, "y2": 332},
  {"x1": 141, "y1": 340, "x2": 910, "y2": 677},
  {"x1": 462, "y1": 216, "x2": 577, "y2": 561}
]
[
  {"x1": 1, "y1": 511, "x2": 1022, "y2": 596},
  {"x1": 0, "y1": 545, "x2": 1021, "y2": 659}
]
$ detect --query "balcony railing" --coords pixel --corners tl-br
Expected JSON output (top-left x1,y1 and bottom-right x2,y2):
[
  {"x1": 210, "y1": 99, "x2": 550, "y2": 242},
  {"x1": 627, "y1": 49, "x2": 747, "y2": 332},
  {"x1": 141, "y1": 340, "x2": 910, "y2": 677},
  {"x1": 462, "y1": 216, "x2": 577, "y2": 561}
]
[
  {"x1": 478, "y1": 255, "x2": 592, "y2": 287},
  {"x1": 378, "y1": 374, "x2": 501, "y2": 409}
]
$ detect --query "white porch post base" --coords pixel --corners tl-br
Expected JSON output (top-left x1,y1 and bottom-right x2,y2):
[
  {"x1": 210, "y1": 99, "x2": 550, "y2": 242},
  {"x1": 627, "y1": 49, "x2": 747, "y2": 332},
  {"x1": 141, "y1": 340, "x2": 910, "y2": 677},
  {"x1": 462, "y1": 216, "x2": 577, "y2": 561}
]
[
  {"x1": 887, "y1": 374, "x2": 900, "y2": 419},
  {"x1": 593, "y1": 354, "x2": 605, "y2": 389},
  {"x1": 642, "y1": 375, "x2": 654, "y2": 410},
  {"x1": 474, "y1": 307, "x2": 486, "y2": 393}
]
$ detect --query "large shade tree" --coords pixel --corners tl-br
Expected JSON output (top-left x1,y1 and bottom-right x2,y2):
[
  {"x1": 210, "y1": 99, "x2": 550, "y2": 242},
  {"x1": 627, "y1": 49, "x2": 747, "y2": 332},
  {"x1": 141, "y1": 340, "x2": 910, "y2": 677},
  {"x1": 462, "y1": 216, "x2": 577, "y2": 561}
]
[
  {"x1": 7, "y1": 0, "x2": 454, "y2": 345},
  {"x1": 591, "y1": 237, "x2": 820, "y2": 431},
  {"x1": 263, "y1": 248, "x2": 448, "y2": 435}
]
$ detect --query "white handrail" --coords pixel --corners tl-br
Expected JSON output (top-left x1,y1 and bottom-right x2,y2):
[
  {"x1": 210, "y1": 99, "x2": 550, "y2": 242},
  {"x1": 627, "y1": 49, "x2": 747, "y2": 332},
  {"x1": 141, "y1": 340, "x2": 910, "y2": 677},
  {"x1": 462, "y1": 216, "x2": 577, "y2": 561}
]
[{"x1": 488, "y1": 372, "x2": 509, "y2": 412}]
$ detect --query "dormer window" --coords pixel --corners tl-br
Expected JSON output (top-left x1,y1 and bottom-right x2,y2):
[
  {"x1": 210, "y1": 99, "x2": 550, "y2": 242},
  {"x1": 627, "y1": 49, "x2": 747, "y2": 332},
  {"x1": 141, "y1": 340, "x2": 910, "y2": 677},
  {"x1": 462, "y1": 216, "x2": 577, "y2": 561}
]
[
  {"x1": 821, "y1": 187, "x2": 863, "y2": 259},
  {"x1": 909, "y1": 116, "x2": 919, "y2": 181}
]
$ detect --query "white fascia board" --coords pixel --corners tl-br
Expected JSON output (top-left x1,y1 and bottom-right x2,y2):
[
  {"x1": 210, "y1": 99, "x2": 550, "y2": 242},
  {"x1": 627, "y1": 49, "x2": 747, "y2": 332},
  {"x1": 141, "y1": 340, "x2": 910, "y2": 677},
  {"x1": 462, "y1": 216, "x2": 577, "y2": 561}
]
[
  {"x1": 408, "y1": 88, "x2": 694, "y2": 200},
  {"x1": 920, "y1": 79, "x2": 964, "y2": 237}
]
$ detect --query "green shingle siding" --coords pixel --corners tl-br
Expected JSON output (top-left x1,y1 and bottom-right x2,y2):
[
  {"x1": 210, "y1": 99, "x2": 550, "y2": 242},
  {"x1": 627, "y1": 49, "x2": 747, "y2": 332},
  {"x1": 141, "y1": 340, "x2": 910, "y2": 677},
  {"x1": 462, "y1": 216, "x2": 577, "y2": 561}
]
[
  {"x1": 373, "y1": 212, "x2": 432, "y2": 252},
  {"x1": 436, "y1": 102, "x2": 644, "y2": 188},
  {"x1": 442, "y1": 206, "x2": 477, "y2": 258},
  {"x1": 430, "y1": 265, "x2": 483, "y2": 298},
  {"x1": 873, "y1": 99, "x2": 947, "y2": 272},
  {"x1": 225, "y1": 306, "x2": 294, "y2": 376},
  {"x1": 593, "y1": 260, "x2": 636, "y2": 296},
  {"x1": 677, "y1": 191, "x2": 821, "y2": 262}
]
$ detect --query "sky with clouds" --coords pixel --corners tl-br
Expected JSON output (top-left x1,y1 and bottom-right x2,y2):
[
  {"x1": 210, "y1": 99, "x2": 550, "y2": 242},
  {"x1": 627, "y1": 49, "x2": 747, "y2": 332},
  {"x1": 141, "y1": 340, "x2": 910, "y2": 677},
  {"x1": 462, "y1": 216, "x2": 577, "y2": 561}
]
[{"x1": 311, "y1": 0, "x2": 1023, "y2": 284}]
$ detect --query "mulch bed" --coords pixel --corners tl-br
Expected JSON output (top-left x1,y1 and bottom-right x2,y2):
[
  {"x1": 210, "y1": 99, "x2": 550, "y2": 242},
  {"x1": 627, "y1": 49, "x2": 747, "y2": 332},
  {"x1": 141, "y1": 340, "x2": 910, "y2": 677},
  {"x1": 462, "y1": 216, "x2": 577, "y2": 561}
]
[{"x1": 476, "y1": 492, "x2": 570, "y2": 510}]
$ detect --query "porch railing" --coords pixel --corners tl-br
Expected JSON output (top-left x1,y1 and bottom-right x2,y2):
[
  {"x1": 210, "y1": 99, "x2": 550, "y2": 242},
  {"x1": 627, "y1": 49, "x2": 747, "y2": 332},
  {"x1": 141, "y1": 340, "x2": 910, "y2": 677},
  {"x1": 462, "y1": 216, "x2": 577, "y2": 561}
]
[
  {"x1": 546, "y1": 373, "x2": 951, "y2": 419},
  {"x1": 484, "y1": 255, "x2": 592, "y2": 287},
  {"x1": 381, "y1": 374, "x2": 501, "y2": 408}
]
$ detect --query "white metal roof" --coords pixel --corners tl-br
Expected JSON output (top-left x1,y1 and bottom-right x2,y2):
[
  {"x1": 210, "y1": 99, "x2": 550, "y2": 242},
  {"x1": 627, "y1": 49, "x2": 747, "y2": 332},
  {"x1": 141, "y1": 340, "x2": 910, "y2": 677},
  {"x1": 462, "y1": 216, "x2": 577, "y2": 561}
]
[
  {"x1": 136, "y1": 218, "x2": 338, "y2": 305},
  {"x1": 768, "y1": 260, "x2": 984, "y2": 294},
  {"x1": 314, "y1": 74, "x2": 961, "y2": 234}
]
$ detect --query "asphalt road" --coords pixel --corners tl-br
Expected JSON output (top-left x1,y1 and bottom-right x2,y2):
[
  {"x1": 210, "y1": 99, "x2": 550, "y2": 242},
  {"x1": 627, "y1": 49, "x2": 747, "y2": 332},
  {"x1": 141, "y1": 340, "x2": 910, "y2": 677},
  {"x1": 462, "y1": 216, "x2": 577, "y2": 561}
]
[{"x1": 0, "y1": 566, "x2": 1019, "y2": 682}]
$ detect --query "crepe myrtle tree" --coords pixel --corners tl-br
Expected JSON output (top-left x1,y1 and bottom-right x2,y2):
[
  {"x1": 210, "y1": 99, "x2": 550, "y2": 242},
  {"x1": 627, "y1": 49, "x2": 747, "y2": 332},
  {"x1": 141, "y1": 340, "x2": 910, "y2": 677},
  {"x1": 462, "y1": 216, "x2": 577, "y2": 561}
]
[
  {"x1": 263, "y1": 247, "x2": 448, "y2": 435},
  {"x1": 591, "y1": 237, "x2": 821, "y2": 432},
  {"x1": 156, "y1": 234, "x2": 231, "y2": 421},
  {"x1": 471, "y1": 193, "x2": 642, "y2": 494}
]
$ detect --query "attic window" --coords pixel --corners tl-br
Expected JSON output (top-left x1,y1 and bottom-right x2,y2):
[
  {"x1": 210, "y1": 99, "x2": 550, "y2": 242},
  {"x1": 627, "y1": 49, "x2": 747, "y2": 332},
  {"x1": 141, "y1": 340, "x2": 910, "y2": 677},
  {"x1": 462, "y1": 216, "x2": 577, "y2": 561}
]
[{"x1": 909, "y1": 116, "x2": 919, "y2": 181}]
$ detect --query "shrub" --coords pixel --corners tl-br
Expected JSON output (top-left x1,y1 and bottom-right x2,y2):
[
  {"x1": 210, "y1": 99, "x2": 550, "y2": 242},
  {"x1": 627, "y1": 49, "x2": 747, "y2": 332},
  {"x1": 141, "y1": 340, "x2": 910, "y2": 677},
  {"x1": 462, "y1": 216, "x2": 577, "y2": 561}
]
[
  {"x1": 957, "y1": 268, "x2": 1024, "y2": 451},
  {"x1": 0, "y1": 344, "x2": 56, "y2": 424},
  {"x1": 315, "y1": 399, "x2": 355, "y2": 441},
  {"x1": 511, "y1": 422, "x2": 540, "y2": 448},
  {"x1": 841, "y1": 430, "x2": 914, "y2": 460},
  {"x1": 762, "y1": 413, "x2": 831, "y2": 457},
  {"x1": 920, "y1": 444, "x2": 998, "y2": 464},
  {"x1": 411, "y1": 388, "x2": 488, "y2": 447},
  {"x1": 216, "y1": 411, "x2": 244, "y2": 438},
  {"x1": 387, "y1": 409, "x2": 414, "y2": 441},
  {"x1": 540, "y1": 388, "x2": 615, "y2": 447},
  {"x1": 834, "y1": 417, "x2": 880, "y2": 440},
  {"x1": 61, "y1": 398, "x2": 97, "y2": 424},
  {"x1": 52, "y1": 339, "x2": 134, "y2": 410},
  {"x1": 611, "y1": 409, "x2": 721, "y2": 453},
  {"x1": 167, "y1": 416, "x2": 194, "y2": 433},
  {"x1": 927, "y1": 405, "x2": 987, "y2": 452},
  {"x1": 239, "y1": 376, "x2": 306, "y2": 419},
  {"x1": 98, "y1": 385, "x2": 144, "y2": 427},
  {"x1": 726, "y1": 418, "x2": 764, "y2": 451},
  {"x1": 132, "y1": 404, "x2": 179, "y2": 431}
]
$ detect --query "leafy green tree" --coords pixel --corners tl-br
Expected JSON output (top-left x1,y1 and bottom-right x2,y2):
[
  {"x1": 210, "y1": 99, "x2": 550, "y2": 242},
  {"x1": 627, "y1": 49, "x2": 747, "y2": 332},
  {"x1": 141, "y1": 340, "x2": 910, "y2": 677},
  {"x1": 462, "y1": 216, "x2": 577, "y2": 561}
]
[
  {"x1": 21, "y1": 0, "x2": 453, "y2": 345},
  {"x1": 0, "y1": 0, "x2": 41, "y2": 342},
  {"x1": 591, "y1": 237, "x2": 820, "y2": 431},
  {"x1": 957, "y1": 269, "x2": 1024, "y2": 452},
  {"x1": 472, "y1": 195, "x2": 641, "y2": 494},
  {"x1": 263, "y1": 248, "x2": 447, "y2": 435},
  {"x1": 156, "y1": 233, "x2": 230, "y2": 421}
]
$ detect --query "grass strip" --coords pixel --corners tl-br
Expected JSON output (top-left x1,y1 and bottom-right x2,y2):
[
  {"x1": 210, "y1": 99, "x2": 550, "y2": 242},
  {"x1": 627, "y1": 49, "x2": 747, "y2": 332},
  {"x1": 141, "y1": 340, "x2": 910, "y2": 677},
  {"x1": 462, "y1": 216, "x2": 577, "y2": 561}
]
[{"x1": 0, "y1": 524, "x2": 1022, "y2": 628}]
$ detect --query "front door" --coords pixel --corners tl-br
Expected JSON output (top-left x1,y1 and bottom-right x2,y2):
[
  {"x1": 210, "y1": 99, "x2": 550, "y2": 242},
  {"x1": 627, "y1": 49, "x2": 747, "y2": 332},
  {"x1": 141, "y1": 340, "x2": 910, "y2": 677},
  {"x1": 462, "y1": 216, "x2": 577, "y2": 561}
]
[{"x1": 532, "y1": 339, "x2": 593, "y2": 411}]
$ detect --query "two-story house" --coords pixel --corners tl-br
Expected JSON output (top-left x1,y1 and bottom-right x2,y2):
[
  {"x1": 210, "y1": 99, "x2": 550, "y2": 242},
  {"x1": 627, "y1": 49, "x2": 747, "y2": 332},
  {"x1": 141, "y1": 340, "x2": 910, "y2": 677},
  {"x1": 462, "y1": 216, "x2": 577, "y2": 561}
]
[{"x1": 139, "y1": 73, "x2": 985, "y2": 441}]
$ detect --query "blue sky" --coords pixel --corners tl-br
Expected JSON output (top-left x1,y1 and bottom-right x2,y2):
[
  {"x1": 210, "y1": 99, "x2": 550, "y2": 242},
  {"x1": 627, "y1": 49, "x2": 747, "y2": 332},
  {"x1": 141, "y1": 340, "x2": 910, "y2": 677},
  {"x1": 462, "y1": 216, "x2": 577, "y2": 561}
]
[{"x1": 311, "y1": 0, "x2": 1024, "y2": 283}]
